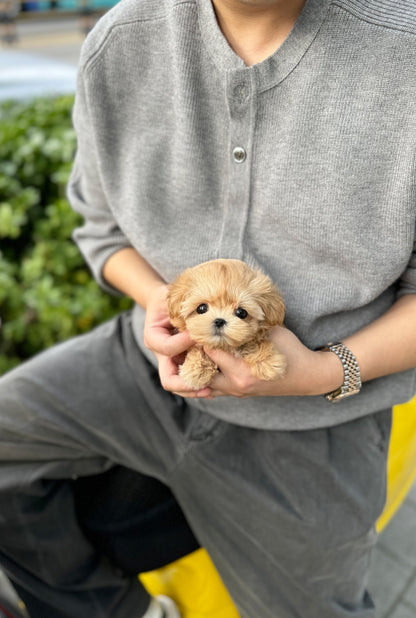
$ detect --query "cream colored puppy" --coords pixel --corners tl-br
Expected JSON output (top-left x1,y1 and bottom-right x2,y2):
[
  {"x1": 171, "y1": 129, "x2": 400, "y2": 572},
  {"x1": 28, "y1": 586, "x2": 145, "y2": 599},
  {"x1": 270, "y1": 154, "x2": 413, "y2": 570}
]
[{"x1": 167, "y1": 259, "x2": 286, "y2": 390}]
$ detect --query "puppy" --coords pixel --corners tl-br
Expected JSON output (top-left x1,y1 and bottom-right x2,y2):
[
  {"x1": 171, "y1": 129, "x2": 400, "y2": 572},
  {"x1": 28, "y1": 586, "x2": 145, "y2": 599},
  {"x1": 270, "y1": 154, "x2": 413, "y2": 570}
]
[{"x1": 167, "y1": 259, "x2": 286, "y2": 390}]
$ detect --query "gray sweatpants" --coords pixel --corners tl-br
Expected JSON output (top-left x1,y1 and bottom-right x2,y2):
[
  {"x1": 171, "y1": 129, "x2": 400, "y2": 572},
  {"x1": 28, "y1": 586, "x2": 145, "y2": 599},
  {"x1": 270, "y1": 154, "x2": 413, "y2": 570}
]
[{"x1": 0, "y1": 312, "x2": 391, "y2": 618}]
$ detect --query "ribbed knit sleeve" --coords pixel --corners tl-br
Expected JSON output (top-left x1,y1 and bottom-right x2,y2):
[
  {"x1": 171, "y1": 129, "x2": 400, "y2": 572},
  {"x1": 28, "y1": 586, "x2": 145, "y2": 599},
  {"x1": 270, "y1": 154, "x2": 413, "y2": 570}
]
[{"x1": 68, "y1": 65, "x2": 132, "y2": 296}]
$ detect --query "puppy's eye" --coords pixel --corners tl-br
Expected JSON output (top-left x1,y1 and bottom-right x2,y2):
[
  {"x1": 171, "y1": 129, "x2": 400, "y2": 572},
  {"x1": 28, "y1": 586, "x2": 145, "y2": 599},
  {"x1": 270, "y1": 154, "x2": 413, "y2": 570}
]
[
  {"x1": 235, "y1": 307, "x2": 248, "y2": 320},
  {"x1": 196, "y1": 303, "x2": 209, "y2": 314}
]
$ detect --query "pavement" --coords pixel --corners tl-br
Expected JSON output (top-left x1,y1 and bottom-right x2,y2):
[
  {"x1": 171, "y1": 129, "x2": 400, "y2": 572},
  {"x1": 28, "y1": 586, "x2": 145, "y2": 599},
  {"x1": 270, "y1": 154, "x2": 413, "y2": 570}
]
[
  {"x1": 1, "y1": 13, "x2": 416, "y2": 618},
  {"x1": 369, "y1": 482, "x2": 416, "y2": 618}
]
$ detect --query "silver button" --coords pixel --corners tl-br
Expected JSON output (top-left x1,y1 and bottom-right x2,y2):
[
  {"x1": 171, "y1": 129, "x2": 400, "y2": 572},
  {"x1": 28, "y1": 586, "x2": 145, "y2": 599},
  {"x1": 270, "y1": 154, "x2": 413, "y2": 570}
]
[{"x1": 232, "y1": 146, "x2": 246, "y2": 163}]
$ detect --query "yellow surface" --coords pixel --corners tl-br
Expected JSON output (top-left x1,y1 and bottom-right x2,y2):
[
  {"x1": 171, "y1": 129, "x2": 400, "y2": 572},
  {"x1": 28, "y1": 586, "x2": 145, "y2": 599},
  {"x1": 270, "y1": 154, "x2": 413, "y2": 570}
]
[
  {"x1": 377, "y1": 395, "x2": 416, "y2": 531},
  {"x1": 141, "y1": 396, "x2": 416, "y2": 616},
  {"x1": 140, "y1": 548, "x2": 239, "y2": 618}
]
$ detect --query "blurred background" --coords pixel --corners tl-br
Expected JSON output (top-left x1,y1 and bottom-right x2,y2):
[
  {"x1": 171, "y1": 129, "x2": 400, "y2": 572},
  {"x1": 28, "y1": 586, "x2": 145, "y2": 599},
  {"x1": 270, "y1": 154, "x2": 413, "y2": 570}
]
[
  {"x1": 0, "y1": 0, "x2": 116, "y2": 64},
  {"x1": 0, "y1": 0, "x2": 117, "y2": 93},
  {"x1": 0, "y1": 0, "x2": 132, "y2": 378}
]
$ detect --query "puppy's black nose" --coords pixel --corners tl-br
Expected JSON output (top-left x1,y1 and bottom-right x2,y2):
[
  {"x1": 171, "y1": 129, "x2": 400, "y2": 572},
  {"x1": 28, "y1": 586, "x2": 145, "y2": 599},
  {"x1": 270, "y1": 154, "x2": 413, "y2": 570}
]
[{"x1": 213, "y1": 318, "x2": 227, "y2": 329}]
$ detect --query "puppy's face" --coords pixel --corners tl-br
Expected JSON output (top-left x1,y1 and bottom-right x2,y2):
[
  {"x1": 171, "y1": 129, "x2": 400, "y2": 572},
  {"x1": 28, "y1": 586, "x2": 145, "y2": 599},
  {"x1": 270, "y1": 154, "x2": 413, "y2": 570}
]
[{"x1": 168, "y1": 260, "x2": 285, "y2": 349}]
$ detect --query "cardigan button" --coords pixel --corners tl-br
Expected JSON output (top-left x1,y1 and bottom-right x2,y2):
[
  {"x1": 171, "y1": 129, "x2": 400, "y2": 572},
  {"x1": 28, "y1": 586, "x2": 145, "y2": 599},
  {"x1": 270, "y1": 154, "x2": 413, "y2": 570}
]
[{"x1": 232, "y1": 146, "x2": 246, "y2": 163}]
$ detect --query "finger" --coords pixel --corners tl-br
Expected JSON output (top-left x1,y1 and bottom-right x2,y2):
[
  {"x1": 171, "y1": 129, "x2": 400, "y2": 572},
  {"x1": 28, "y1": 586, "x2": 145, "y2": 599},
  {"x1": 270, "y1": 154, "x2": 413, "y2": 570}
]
[
  {"x1": 205, "y1": 352, "x2": 254, "y2": 398},
  {"x1": 158, "y1": 355, "x2": 211, "y2": 398},
  {"x1": 173, "y1": 388, "x2": 213, "y2": 399},
  {"x1": 206, "y1": 372, "x2": 228, "y2": 395},
  {"x1": 148, "y1": 327, "x2": 193, "y2": 357},
  {"x1": 203, "y1": 390, "x2": 221, "y2": 399},
  {"x1": 204, "y1": 347, "x2": 245, "y2": 375},
  {"x1": 162, "y1": 330, "x2": 193, "y2": 356}
]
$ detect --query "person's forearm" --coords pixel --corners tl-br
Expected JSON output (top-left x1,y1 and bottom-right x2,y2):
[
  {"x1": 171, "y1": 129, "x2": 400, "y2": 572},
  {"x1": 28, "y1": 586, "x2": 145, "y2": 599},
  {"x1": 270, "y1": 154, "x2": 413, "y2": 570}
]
[
  {"x1": 205, "y1": 294, "x2": 416, "y2": 400},
  {"x1": 341, "y1": 294, "x2": 416, "y2": 382},
  {"x1": 315, "y1": 295, "x2": 416, "y2": 397},
  {"x1": 102, "y1": 247, "x2": 166, "y2": 309}
]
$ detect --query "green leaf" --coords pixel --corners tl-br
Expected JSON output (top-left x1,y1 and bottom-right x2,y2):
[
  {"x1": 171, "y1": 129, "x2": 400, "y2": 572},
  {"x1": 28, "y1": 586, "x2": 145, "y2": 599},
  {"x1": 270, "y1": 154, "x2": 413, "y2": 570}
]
[{"x1": 0, "y1": 95, "x2": 132, "y2": 374}]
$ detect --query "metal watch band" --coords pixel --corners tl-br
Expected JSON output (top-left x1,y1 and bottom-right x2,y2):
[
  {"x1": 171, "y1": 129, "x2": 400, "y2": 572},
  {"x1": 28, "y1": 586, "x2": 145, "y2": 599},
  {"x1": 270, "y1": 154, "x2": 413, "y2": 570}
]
[{"x1": 323, "y1": 342, "x2": 362, "y2": 402}]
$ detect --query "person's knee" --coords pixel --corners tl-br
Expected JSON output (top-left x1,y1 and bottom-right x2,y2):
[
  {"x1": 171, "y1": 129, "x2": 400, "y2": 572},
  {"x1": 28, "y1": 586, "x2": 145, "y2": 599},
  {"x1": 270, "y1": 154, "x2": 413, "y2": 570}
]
[
  {"x1": 0, "y1": 359, "x2": 42, "y2": 413},
  {"x1": 0, "y1": 364, "x2": 26, "y2": 412}
]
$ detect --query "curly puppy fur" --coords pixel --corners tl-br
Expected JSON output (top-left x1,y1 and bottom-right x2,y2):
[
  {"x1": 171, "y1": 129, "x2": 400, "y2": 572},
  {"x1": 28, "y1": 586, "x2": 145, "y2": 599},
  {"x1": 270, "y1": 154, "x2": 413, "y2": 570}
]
[{"x1": 167, "y1": 259, "x2": 286, "y2": 390}]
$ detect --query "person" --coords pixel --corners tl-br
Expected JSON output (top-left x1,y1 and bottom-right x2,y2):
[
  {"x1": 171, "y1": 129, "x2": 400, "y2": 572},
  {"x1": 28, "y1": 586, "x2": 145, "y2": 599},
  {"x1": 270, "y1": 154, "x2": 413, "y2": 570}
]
[
  {"x1": 0, "y1": 0, "x2": 415, "y2": 616},
  {"x1": 78, "y1": 0, "x2": 94, "y2": 36},
  {"x1": 0, "y1": 0, "x2": 18, "y2": 45}
]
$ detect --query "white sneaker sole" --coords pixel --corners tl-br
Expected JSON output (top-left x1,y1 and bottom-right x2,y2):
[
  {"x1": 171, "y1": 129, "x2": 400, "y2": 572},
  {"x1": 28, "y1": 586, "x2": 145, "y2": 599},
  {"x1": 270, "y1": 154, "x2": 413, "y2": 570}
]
[{"x1": 157, "y1": 595, "x2": 181, "y2": 618}]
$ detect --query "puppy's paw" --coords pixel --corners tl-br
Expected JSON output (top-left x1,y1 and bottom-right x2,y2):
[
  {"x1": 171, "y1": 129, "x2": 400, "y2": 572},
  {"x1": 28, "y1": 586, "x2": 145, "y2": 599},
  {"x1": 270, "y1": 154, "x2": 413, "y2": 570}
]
[
  {"x1": 241, "y1": 341, "x2": 286, "y2": 381},
  {"x1": 249, "y1": 351, "x2": 287, "y2": 381},
  {"x1": 179, "y1": 347, "x2": 218, "y2": 390}
]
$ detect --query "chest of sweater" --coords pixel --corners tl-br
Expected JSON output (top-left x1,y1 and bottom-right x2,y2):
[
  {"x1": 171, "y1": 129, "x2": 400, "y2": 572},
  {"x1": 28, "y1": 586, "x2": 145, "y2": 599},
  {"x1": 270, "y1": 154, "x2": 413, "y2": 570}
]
[{"x1": 86, "y1": 4, "x2": 416, "y2": 340}]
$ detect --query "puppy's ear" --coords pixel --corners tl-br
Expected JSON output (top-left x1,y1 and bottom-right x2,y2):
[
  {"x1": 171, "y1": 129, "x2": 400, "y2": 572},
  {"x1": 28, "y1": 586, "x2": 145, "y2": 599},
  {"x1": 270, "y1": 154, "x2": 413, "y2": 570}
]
[
  {"x1": 261, "y1": 286, "x2": 285, "y2": 327},
  {"x1": 252, "y1": 271, "x2": 285, "y2": 327},
  {"x1": 167, "y1": 275, "x2": 188, "y2": 331}
]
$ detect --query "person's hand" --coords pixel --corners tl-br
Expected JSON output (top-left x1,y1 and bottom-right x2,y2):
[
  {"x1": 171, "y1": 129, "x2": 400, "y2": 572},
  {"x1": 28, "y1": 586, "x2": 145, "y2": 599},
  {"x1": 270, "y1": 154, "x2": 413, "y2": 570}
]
[
  {"x1": 204, "y1": 326, "x2": 344, "y2": 399},
  {"x1": 143, "y1": 283, "x2": 211, "y2": 399}
]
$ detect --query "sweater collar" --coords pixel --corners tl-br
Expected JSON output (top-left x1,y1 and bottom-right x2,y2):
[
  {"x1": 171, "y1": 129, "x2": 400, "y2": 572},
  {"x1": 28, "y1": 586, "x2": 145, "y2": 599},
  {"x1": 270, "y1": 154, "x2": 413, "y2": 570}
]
[{"x1": 196, "y1": 0, "x2": 333, "y2": 91}]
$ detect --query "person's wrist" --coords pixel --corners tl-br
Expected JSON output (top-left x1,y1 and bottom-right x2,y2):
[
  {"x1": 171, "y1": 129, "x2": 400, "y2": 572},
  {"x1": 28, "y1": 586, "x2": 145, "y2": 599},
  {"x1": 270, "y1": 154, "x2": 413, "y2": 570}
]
[
  {"x1": 309, "y1": 349, "x2": 345, "y2": 396},
  {"x1": 142, "y1": 280, "x2": 168, "y2": 310}
]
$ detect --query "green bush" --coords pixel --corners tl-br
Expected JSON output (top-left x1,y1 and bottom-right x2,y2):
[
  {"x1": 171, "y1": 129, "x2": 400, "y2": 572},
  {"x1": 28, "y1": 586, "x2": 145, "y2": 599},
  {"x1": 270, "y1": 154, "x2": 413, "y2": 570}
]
[{"x1": 0, "y1": 96, "x2": 132, "y2": 375}]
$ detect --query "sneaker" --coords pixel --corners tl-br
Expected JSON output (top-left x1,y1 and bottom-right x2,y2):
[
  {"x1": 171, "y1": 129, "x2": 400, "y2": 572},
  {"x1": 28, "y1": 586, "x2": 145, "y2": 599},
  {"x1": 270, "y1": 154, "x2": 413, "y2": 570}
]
[
  {"x1": 157, "y1": 595, "x2": 181, "y2": 618},
  {"x1": 144, "y1": 595, "x2": 181, "y2": 618}
]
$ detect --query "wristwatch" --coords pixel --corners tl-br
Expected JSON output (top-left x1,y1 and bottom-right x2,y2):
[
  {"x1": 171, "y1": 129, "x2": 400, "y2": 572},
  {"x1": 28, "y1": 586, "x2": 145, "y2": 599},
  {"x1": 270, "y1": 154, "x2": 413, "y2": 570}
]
[{"x1": 322, "y1": 342, "x2": 362, "y2": 402}]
